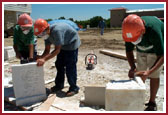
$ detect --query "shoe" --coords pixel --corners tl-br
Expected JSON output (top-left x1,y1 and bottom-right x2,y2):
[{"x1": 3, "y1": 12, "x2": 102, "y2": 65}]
[
  {"x1": 66, "y1": 90, "x2": 79, "y2": 97},
  {"x1": 50, "y1": 86, "x2": 63, "y2": 93},
  {"x1": 144, "y1": 101, "x2": 157, "y2": 111}
]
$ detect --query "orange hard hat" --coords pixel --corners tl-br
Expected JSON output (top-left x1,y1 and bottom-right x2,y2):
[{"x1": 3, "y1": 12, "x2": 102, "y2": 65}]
[
  {"x1": 34, "y1": 19, "x2": 49, "y2": 36},
  {"x1": 18, "y1": 13, "x2": 33, "y2": 27},
  {"x1": 122, "y1": 14, "x2": 145, "y2": 42}
]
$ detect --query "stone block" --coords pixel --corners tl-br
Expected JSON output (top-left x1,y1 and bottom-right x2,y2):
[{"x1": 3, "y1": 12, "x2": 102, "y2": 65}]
[
  {"x1": 84, "y1": 85, "x2": 105, "y2": 106},
  {"x1": 12, "y1": 62, "x2": 47, "y2": 106},
  {"x1": 4, "y1": 46, "x2": 15, "y2": 61},
  {"x1": 105, "y1": 77, "x2": 146, "y2": 111}
]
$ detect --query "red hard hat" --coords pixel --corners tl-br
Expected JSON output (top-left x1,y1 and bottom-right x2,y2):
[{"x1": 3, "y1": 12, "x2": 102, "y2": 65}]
[
  {"x1": 122, "y1": 14, "x2": 145, "y2": 42},
  {"x1": 18, "y1": 13, "x2": 33, "y2": 27},
  {"x1": 34, "y1": 19, "x2": 49, "y2": 36}
]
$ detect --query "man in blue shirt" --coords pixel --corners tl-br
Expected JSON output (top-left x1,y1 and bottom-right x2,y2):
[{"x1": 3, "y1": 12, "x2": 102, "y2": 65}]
[
  {"x1": 98, "y1": 18, "x2": 106, "y2": 35},
  {"x1": 34, "y1": 19, "x2": 81, "y2": 96}
]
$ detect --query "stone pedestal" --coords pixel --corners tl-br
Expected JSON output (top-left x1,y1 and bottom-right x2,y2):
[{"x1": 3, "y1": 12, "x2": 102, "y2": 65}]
[
  {"x1": 12, "y1": 62, "x2": 46, "y2": 106},
  {"x1": 84, "y1": 85, "x2": 105, "y2": 106},
  {"x1": 105, "y1": 77, "x2": 146, "y2": 111},
  {"x1": 4, "y1": 46, "x2": 15, "y2": 61}
]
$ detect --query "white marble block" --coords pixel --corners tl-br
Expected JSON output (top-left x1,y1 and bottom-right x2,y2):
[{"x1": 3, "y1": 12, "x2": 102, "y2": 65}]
[
  {"x1": 84, "y1": 85, "x2": 105, "y2": 106},
  {"x1": 12, "y1": 62, "x2": 47, "y2": 106},
  {"x1": 105, "y1": 77, "x2": 146, "y2": 111},
  {"x1": 4, "y1": 46, "x2": 15, "y2": 61}
]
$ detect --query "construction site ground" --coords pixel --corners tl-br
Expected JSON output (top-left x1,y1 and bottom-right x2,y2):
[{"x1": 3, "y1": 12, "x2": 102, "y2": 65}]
[{"x1": 4, "y1": 29, "x2": 165, "y2": 112}]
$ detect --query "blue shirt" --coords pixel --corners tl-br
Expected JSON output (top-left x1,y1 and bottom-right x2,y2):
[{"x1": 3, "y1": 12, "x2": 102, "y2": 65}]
[
  {"x1": 99, "y1": 20, "x2": 106, "y2": 28},
  {"x1": 48, "y1": 20, "x2": 79, "y2": 31},
  {"x1": 45, "y1": 22, "x2": 81, "y2": 51}
]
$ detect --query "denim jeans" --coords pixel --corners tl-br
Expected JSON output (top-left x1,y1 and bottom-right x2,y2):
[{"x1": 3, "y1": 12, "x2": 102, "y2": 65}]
[
  {"x1": 55, "y1": 49, "x2": 79, "y2": 92},
  {"x1": 101, "y1": 28, "x2": 104, "y2": 35}
]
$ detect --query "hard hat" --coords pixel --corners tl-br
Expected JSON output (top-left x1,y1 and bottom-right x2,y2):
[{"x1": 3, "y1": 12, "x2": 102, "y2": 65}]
[
  {"x1": 122, "y1": 14, "x2": 145, "y2": 42},
  {"x1": 34, "y1": 19, "x2": 49, "y2": 36},
  {"x1": 18, "y1": 13, "x2": 33, "y2": 27}
]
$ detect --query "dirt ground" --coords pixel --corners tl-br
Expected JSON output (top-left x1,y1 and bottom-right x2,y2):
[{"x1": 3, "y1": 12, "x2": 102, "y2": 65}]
[{"x1": 4, "y1": 29, "x2": 165, "y2": 111}]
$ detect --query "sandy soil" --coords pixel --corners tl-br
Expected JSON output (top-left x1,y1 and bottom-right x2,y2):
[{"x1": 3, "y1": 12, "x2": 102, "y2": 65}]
[{"x1": 4, "y1": 29, "x2": 165, "y2": 111}]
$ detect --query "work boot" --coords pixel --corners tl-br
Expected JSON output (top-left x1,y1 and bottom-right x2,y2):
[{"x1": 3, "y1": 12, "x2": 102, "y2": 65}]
[
  {"x1": 66, "y1": 88, "x2": 79, "y2": 97},
  {"x1": 66, "y1": 90, "x2": 78, "y2": 97},
  {"x1": 50, "y1": 86, "x2": 63, "y2": 93},
  {"x1": 144, "y1": 101, "x2": 157, "y2": 111}
]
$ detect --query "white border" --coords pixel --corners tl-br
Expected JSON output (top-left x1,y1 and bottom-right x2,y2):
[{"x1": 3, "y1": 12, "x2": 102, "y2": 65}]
[
  {"x1": 1, "y1": 2, "x2": 167, "y2": 4},
  {"x1": 2, "y1": 2, "x2": 4, "y2": 113},
  {"x1": 2, "y1": 2, "x2": 166, "y2": 113},
  {"x1": 163, "y1": 2, "x2": 166, "y2": 113}
]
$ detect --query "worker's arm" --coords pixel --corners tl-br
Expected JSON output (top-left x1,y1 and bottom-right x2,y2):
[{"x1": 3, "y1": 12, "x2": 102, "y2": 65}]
[
  {"x1": 136, "y1": 55, "x2": 164, "y2": 82},
  {"x1": 28, "y1": 44, "x2": 34, "y2": 59},
  {"x1": 136, "y1": 25, "x2": 164, "y2": 82},
  {"x1": 37, "y1": 44, "x2": 51, "y2": 59},
  {"x1": 43, "y1": 45, "x2": 61, "y2": 61},
  {"x1": 13, "y1": 45, "x2": 21, "y2": 59},
  {"x1": 126, "y1": 51, "x2": 136, "y2": 78},
  {"x1": 37, "y1": 45, "x2": 61, "y2": 66}
]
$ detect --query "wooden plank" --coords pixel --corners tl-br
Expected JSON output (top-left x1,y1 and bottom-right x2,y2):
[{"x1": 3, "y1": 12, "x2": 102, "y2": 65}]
[
  {"x1": 4, "y1": 97, "x2": 28, "y2": 111},
  {"x1": 100, "y1": 50, "x2": 127, "y2": 60},
  {"x1": 100, "y1": 49, "x2": 137, "y2": 62},
  {"x1": 50, "y1": 105, "x2": 66, "y2": 111},
  {"x1": 45, "y1": 78, "x2": 55, "y2": 85},
  {"x1": 48, "y1": 106, "x2": 65, "y2": 111},
  {"x1": 36, "y1": 94, "x2": 56, "y2": 111},
  {"x1": 4, "y1": 87, "x2": 42, "y2": 111},
  {"x1": 4, "y1": 87, "x2": 27, "y2": 110}
]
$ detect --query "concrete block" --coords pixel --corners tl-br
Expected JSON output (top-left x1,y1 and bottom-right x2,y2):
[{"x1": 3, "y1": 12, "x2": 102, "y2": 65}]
[
  {"x1": 105, "y1": 77, "x2": 146, "y2": 111},
  {"x1": 4, "y1": 46, "x2": 15, "y2": 61},
  {"x1": 12, "y1": 62, "x2": 47, "y2": 106},
  {"x1": 84, "y1": 85, "x2": 105, "y2": 106}
]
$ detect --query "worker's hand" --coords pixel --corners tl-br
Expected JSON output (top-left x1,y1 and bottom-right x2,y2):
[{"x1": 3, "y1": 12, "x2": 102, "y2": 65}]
[
  {"x1": 16, "y1": 53, "x2": 21, "y2": 59},
  {"x1": 37, "y1": 58, "x2": 45, "y2": 66},
  {"x1": 135, "y1": 71, "x2": 145, "y2": 76},
  {"x1": 135, "y1": 70, "x2": 151, "y2": 82},
  {"x1": 128, "y1": 68, "x2": 136, "y2": 78}
]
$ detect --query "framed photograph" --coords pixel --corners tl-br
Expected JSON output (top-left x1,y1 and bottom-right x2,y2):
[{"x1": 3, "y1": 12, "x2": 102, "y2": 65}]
[{"x1": 1, "y1": 0, "x2": 167, "y2": 114}]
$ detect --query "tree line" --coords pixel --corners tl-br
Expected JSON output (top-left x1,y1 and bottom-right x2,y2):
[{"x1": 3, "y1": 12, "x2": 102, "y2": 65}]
[{"x1": 45, "y1": 16, "x2": 111, "y2": 28}]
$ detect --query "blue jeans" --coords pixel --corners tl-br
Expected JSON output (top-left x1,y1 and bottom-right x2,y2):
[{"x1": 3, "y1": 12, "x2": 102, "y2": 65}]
[
  {"x1": 101, "y1": 28, "x2": 104, "y2": 35},
  {"x1": 55, "y1": 49, "x2": 79, "y2": 92}
]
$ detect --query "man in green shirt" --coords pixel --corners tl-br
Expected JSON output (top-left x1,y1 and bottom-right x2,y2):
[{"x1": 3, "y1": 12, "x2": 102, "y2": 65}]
[
  {"x1": 13, "y1": 13, "x2": 37, "y2": 64},
  {"x1": 122, "y1": 14, "x2": 164, "y2": 111}
]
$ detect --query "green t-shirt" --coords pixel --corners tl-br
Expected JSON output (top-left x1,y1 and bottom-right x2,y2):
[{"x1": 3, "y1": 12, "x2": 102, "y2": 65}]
[
  {"x1": 125, "y1": 16, "x2": 164, "y2": 56},
  {"x1": 13, "y1": 25, "x2": 35, "y2": 52}
]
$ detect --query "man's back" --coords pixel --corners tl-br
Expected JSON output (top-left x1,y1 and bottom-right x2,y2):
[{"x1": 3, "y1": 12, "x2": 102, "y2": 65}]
[
  {"x1": 45, "y1": 22, "x2": 81, "y2": 51},
  {"x1": 99, "y1": 20, "x2": 106, "y2": 28}
]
